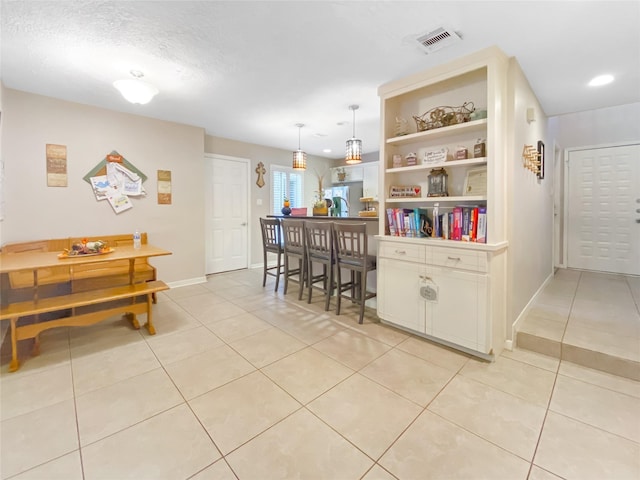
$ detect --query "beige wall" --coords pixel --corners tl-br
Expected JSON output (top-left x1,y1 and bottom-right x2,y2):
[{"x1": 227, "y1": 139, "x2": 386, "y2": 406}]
[
  {"x1": 204, "y1": 135, "x2": 335, "y2": 266},
  {"x1": 506, "y1": 58, "x2": 554, "y2": 339},
  {"x1": 549, "y1": 102, "x2": 640, "y2": 149},
  {"x1": 1, "y1": 88, "x2": 206, "y2": 284}
]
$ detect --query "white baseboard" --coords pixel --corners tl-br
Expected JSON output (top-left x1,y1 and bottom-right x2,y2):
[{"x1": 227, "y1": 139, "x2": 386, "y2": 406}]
[
  {"x1": 167, "y1": 277, "x2": 207, "y2": 289},
  {"x1": 510, "y1": 272, "x2": 554, "y2": 345},
  {"x1": 503, "y1": 339, "x2": 513, "y2": 351}
]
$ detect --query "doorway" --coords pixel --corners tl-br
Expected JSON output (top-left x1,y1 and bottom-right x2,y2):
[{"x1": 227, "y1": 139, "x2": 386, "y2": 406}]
[
  {"x1": 204, "y1": 154, "x2": 250, "y2": 274},
  {"x1": 565, "y1": 143, "x2": 640, "y2": 275}
]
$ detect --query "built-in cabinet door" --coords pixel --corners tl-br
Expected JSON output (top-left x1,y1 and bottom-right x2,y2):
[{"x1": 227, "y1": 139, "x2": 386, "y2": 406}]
[
  {"x1": 362, "y1": 162, "x2": 379, "y2": 200},
  {"x1": 428, "y1": 266, "x2": 488, "y2": 353},
  {"x1": 378, "y1": 258, "x2": 427, "y2": 333}
]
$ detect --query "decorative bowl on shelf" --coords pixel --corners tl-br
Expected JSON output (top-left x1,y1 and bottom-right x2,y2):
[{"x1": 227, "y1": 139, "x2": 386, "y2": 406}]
[{"x1": 413, "y1": 102, "x2": 475, "y2": 132}]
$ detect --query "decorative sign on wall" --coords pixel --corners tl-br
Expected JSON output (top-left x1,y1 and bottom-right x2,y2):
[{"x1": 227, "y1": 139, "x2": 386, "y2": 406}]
[
  {"x1": 157, "y1": 170, "x2": 172, "y2": 204},
  {"x1": 46, "y1": 144, "x2": 68, "y2": 187},
  {"x1": 255, "y1": 162, "x2": 266, "y2": 188},
  {"x1": 83, "y1": 151, "x2": 147, "y2": 214}
]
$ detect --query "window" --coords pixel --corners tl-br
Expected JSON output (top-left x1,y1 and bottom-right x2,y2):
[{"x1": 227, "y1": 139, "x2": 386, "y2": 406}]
[{"x1": 271, "y1": 166, "x2": 304, "y2": 215}]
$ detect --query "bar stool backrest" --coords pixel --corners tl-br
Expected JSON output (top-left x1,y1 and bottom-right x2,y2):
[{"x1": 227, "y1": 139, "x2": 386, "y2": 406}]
[
  {"x1": 281, "y1": 219, "x2": 305, "y2": 254},
  {"x1": 304, "y1": 221, "x2": 334, "y2": 260},
  {"x1": 334, "y1": 223, "x2": 368, "y2": 265},
  {"x1": 260, "y1": 218, "x2": 282, "y2": 253}
]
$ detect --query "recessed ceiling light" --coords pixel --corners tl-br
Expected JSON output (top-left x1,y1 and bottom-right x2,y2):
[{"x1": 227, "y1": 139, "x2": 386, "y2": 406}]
[
  {"x1": 588, "y1": 74, "x2": 614, "y2": 87},
  {"x1": 313, "y1": 133, "x2": 328, "y2": 138},
  {"x1": 323, "y1": 149, "x2": 332, "y2": 153}
]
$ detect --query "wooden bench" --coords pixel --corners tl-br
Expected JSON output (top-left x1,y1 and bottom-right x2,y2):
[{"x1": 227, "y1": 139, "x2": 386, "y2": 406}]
[{"x1": 0, "y1": 280, "x2": 169, "y2": 372}]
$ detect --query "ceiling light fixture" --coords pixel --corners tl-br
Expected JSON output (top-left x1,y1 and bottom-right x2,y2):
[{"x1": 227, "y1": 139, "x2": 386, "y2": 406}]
[
  {"x1": 113, "y1": 70, "x2": 159, "y2": 104},
  {"x1": 345, "y1": 105, "x2": 362, "y2": 165},
  {"x1": 292, "y1": 123, "x2": 307, "y2": 170},
  {"x1": 588, "y1": 74, "x2": 614, "y2": 87}
]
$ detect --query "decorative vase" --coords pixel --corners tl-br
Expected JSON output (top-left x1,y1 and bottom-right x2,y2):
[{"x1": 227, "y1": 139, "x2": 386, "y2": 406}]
[
  {"x1": 281, "y1": 206, "x2": 292, "y2": 216},
  {"x1": 312, "y1": 207, "x2": 328, "y2": 216}
]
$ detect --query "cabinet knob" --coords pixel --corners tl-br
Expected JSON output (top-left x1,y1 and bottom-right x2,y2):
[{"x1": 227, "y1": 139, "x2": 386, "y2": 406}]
[
  {"x1": 419, "y1": 275, "x2": 432, "y2": 281},
  {"x1": 447, "y1": 256, "x2": 461, "y2": 261}
]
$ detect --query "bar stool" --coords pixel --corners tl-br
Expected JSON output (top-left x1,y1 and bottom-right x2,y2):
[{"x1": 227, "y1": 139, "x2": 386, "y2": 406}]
[
  {"x1": 304, "y1": 221, "x2": 335, "y2": 311},
  {"x1": 332, "y1": 222, "x2": 377, "y2": 324},
  {"x1": 259, "y1": 217, "x2": 284, "y2": 291},
  {"x1": 281, "y1": 218, "x2": 307, "y2": 299}
]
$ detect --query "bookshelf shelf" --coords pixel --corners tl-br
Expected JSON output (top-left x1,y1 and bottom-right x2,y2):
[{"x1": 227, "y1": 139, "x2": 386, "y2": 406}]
[
  {"x1": 386, "y1": 157, "x2": 487, "y2": 173},
  {"x1": 386, "y1": 119, "x2": 487, "y2": 146},
  {"x1": 385, "y1": 195, "x2": 486, "y2": 204}
]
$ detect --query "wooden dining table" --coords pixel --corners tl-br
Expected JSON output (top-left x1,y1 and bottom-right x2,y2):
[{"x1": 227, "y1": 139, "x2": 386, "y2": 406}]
[{"x1": 0, "y1": 244, "x2": 172, "y2": 371}]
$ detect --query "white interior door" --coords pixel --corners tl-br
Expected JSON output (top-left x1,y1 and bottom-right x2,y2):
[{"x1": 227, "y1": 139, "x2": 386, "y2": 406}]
[
  {"x1": 205, "y1": 154, "x2": 249, "y2": 274},
  {"x1": 566, "y1": 144, "x2": 640, "y2": 275}
]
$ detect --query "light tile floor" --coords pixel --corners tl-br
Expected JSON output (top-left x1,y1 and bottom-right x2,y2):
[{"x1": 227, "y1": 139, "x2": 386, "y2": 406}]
[
  {"x1": 1, "y1": 268, "x2": 639, "y2": 479},
  {"x1": 517, "y1": 269, "x2": 640, "y2": 381}
]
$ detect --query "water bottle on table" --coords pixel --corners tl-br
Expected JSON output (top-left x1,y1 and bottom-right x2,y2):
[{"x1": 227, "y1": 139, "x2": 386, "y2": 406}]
[{"x1": 133, "y1": 229, "x2": 142, "y2": 249}]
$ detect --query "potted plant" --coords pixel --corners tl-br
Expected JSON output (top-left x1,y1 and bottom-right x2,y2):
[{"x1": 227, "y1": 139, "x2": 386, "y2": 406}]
[
  {"x1": 312, "y1": 169, "x2": 328, "y2": 216},
  {"x1": 336, "y1": 167, "x2": 347, "y2": 182}
]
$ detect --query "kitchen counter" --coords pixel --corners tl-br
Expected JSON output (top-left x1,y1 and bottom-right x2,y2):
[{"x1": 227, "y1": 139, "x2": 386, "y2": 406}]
[{"x1": 268, "y1": 215, "x2": 378, "y2": 221}]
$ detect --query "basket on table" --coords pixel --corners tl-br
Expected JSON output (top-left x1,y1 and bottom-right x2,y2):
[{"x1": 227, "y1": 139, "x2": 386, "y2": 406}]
[{"x1": 413, "y1": 102, "x2": 475, "y2": 132}]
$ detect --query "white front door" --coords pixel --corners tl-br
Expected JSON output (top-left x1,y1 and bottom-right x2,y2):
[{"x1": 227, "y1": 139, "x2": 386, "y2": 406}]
[
  {"x1": 566, "y1": 144, "x2": 640, "y2": 275},
  {"x1": 205, "y1": 154, "x2": 250, "y2": 274}
]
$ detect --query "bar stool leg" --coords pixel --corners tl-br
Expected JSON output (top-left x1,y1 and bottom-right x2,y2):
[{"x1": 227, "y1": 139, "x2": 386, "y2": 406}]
[
  {"x1": 325, "y1": 261, "x2": 333, "y2": 312},
  {"x1": 274, "y1": 249, "x2": 282, "y2": 292},
  {"x1": 358, "y1": 270, "x2": 367, "y2": 324}
]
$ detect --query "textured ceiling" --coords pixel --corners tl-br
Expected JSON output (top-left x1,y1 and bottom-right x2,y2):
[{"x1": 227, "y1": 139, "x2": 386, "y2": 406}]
[{"x1": 2, "y1": 1, "x2": 639, "y2": 159}]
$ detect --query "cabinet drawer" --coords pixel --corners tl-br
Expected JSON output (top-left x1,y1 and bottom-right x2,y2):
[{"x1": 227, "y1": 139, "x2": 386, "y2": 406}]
[
  {"x1": 430, "y1": 247, "x2": 487, "y2": 273},
  {"x1": 379, "y1": 242, "x2": 426, "y2": 263}
]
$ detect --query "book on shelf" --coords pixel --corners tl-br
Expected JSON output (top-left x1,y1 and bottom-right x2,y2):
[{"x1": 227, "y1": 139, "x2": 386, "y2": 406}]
[
  {"x1": 461, "y1": 207, "x2": 471, "y2": 241},
  {"x1": 469, "y1": 207, "x2": 479, "y2": 242},
  {"x1": 477, "y1": 207, "x2": 487, "y2": 243},
  {"x1": 386, "y1": 208, "x2": 429, "y2": 238},
  {"x1": 386, "y1": 208, "x2": 397, "y2": 236},
  {"x1": 452, "y1": 207, "x2": 463, "y2": 241}
]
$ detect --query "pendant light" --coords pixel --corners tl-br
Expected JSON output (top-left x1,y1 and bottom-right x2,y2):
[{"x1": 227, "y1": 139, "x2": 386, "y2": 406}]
[
  {"x1": 345, "y1": 104, "x2": 362, "y2": 164},
  {"x1": 292, "y1": 123, "x2": 307, "y2": 170}
]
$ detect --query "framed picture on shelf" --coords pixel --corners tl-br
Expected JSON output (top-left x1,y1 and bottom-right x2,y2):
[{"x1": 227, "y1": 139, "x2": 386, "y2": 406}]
[
  {"x1": 463, "y1": 166, "x2": 487, "y2": 196},
  {"x1": 537, "y1": 140, "x2": 545, "y2": 180}
]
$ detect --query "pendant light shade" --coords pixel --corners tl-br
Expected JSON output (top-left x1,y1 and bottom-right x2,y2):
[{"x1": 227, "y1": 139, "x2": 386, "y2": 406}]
[
  {"x1": 113, "y1": 70, "x2": 159, "y2": 105},
  {"x1": 345, "y1": 104, "x2": 362, "y2": 164},
  {"x1": 292, "y1": 123, "x2": 307, "y2": 170}
]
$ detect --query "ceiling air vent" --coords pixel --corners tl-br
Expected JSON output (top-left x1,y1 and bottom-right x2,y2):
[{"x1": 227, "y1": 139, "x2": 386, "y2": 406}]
[{"x1": 415, "y1": 26, "x2": 462, "y2": 54}]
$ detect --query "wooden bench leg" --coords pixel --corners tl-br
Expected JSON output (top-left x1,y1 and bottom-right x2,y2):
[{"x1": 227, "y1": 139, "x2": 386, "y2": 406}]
[
  {"x1": 32, "y1": 334, "x2": 41, "y2": 356},
  {"x1": 9, "y1": 318, "x2": 19, "y2": 372},
  {"x1": 144, "y1": 293, "x2": 156, "y2": 335},
  {"x1": 126, "y1": 313, "x2": 141, "y2": 330}
]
